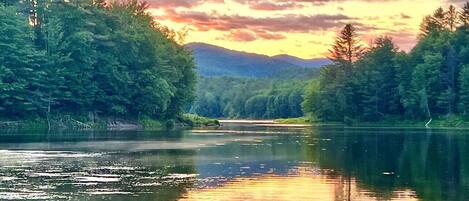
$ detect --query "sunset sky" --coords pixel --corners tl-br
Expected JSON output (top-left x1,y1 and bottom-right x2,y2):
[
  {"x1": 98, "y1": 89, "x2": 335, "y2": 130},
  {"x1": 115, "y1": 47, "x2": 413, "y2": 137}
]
[{"x1": 146, "y1": 0, "x2": 465, "y2": 59}]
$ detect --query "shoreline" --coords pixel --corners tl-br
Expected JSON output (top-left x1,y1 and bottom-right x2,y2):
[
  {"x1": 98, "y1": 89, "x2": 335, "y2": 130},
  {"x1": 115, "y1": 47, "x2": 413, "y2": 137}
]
[{"x1": 0, "y1": 114, "x2": 220, "y2": 131}]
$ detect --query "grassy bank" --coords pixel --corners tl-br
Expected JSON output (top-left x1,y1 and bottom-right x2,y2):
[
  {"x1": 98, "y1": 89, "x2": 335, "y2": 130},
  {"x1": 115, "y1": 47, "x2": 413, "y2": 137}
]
[
  {"x1": 275, "y1": 115, "x2": 469, "y2": 128},
  {"x1": 274, "y1": 117, "x2": 311, "y2": 124},
  {"x1": 178, "y1": 114, "x2": 220, "y2": 127}
]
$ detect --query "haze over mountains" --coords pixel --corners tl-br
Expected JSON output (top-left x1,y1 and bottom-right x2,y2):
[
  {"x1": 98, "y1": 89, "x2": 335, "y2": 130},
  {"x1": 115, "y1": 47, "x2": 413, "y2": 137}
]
[{"x1": 185, "y1": 43, "x2": 330, "y2": 77}]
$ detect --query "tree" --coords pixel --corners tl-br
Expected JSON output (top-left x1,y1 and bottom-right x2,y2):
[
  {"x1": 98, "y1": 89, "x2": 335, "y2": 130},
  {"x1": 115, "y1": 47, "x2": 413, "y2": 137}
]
[
  {"x1": 442, "y1": 44, "x2": 458, "y2": 115},
  {"x1": 309, "y1": 64, "x2": 348, "y2": 121},
  {"x1": 0, "y1": 6, "x2": 45, "y2": 118},
  {"x1": 328, "y1": 24, "x2": 365, "y2": 65},
  {"x1": 458, "y1": 65, "x2": 469, "y2": 115},
  {"x1": 411, "y1": 52, "x2": 444, "y2": 118},
  {"x1": 460, "y1": 2, "x2": 469, "y2": 27},
  {"x1": 446, "y1": 5, "x2": 459, "y2": 31},
  {"x1": 301, "y1": 80, "x2": 320, "y2": 118},
  {"x1": 245, "y1": 95, "x2": 268, "y2": 118},
  {"x1": 420, "y1": 7, "x2": 448, "y2": 37}
]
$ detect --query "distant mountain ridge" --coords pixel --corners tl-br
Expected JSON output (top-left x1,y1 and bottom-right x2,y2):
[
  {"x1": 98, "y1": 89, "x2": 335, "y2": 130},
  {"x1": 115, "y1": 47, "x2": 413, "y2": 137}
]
[
  {"x1": 185, "y1": 42, "x2": 330, "y2": 77},
  {"x1": 272, "y1": 54, "x2": 331, "y2": 68}
]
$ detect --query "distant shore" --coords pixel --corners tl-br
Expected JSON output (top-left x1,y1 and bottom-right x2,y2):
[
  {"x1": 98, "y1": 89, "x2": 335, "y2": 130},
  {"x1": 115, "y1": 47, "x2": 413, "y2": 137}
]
[
  {"x1": 218, "y1": 119, "x2": 311, "y2": 128},
  {"x1": 274, "y1": 116, "x2": 469, "y2": 129}
]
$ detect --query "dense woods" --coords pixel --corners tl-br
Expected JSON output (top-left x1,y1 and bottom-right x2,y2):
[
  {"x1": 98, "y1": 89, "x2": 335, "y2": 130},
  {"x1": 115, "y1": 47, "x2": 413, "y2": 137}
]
[
  {"x1": 303, "y1": 4, "x2": 469, "y2": 123},
  {"x1": 191, "y1": 76, "x2": 310, "y2": 119},
  {"x1": 0, "y1": 1, "x2": 195, "y2": 124}
]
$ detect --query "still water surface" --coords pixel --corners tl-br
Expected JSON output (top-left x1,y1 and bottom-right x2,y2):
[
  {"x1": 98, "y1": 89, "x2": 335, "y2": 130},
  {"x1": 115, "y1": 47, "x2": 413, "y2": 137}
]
[{"x1": 0, "y1": 122, "x2": 468, "y2": 200}]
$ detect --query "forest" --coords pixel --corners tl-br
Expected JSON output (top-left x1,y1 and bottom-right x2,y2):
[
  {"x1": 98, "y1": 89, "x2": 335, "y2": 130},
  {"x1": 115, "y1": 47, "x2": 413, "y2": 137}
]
[
  {"x1": 302, "y1": 3, "x2": 469, "y2": 123},
  {"x1": 190, "y1": 76, "x2": 310, "y2": 119},
  {"x1": 0, "y1": 0, "x2": 196, "y2": 127},
  {"x1": 4, "y1": 0, "x2": 469, "y2": 127}
]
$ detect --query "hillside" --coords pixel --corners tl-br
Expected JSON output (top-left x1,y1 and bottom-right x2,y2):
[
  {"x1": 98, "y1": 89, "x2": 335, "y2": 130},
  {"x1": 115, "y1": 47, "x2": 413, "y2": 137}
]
[{"x1": 185, "y1": 43, "x2": 330, "y2": 77}]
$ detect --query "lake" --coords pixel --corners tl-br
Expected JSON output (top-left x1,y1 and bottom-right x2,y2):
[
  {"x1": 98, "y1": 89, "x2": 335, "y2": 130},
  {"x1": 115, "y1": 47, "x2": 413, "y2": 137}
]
[{"x1": 0, "y1": 122, "x2": 468, "y2": 200}]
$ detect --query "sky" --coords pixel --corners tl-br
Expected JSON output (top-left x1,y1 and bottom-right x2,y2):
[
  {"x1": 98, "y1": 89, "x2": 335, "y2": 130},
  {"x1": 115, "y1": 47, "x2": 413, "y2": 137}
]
[{"x1": 146, "y1": 0, "x2": 465, "y2": 59}]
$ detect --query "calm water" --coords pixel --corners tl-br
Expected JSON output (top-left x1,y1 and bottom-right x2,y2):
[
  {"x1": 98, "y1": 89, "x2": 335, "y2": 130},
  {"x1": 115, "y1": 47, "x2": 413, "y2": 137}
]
[{"x1": 0, "y1": 123, "x2": 468, "y2": 201}]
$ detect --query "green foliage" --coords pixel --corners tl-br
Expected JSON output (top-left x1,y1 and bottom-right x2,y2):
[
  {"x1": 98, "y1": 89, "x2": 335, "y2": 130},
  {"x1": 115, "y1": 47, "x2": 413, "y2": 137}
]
[
  {"x1": 459, "y1": 65, "x2": 469, "y2": 114},
  {"x1": 190, "y1": 76, "x2": 309, "y2": 119},
  {"x1": 0, "y1": 6, "x2": 44, "y2": 118},
  {"x1": 274, "y1": 117, "x2": 311, "y2": 124},
  {"x1": 179, "y1": 114, "x2": 219, "y2": 127},
  {"x1": 303, "y1": 5, "x2": 469, "y2": 123},
  {"x1": 139, "y1": 117, "x2": 163, "y2": 130},
  {"x1": 0, "y1": 1, "x2": 196, "y2": 123}
]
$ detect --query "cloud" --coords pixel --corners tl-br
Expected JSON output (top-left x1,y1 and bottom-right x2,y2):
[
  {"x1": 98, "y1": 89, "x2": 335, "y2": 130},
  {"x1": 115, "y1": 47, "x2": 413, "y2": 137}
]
[
  {"x1": 361, "y1": 30, "x2": 417, "y2": 52},
  {"x1": 147, "y1": 0, "x2": 405, "y2": 11},
  {"x1": 225, "y1": 29, "x2": 286, "y2": 42},
  {"x1": 254, "y1": 30, "x2": 286, "y2": 40},
  {"x1": 227, "y1": 30, "x2": 257, "y2": 41},
  {"x1": 233, "y1": 0, "x2": 398, "y2": 9},
  {"x1": 163, "y1": 9, "x2": 357, "y2": 33},
  {"x1": 232, "y1": 0, "x2": 304, "y2": 10},
  {"x1": 147, "y1": 0, "x2": 224, "y2": 8},
  {"x1": 445, "y1": 0, "x2": 468, "y2": 4},
  {"x1": 249, "y1": 1, "x2": 302, "y2": 10},
  {"x1": 400, "y1": 13, "x2": 411, "y2": 19}
]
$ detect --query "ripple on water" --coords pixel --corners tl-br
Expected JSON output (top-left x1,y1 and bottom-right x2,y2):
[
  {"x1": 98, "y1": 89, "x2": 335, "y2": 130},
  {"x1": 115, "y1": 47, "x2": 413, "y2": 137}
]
[
  {"x1": 85, "y1": 189, "x2": 133, "y2": 195},
  {"x1": 0, "y1": 192, "x2": 53, "y2": 200},
  {"x1": 74, "y1": 176, "x2": 121, "y2": 183},
  {"x1": 0, "y1": 177, "x2": 17, "y2": 182},
  {"x1": 162, "y1": 174, "x2": 199, "y2": 180}
]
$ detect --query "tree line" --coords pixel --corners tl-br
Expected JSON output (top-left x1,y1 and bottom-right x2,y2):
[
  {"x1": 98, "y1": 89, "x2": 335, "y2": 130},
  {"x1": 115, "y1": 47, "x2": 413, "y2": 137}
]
[
  {"x1": 0, "y1": 0, "x2": 195, "y2": 122},
  {"x1": 303, "y1": 3, "x2": 469, "y2": 122},
  {"x1": 191, "y1": 76, "x2": 307, "y2": 119}
]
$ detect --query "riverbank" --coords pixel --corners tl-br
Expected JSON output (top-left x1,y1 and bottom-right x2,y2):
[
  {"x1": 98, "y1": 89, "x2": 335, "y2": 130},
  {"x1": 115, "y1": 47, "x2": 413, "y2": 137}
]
[
  {"x1": 0, "y1": 114, "x2": 220, "y2": 131},
  {"x1": 275, "y1": 115, "x2": 469, "y2": 129}
]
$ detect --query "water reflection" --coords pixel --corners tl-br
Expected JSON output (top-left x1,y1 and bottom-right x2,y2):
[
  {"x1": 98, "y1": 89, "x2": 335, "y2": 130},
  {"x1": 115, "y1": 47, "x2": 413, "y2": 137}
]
[
  {"x1": 182, "y1": 167, "x2": 419, "y2": 201},
  {"x1": 309, "y1": 128, "x2": 469, "y2": 201},
  {"x1": 0, "y1": 126, "x2": 467, "y2": 200}
]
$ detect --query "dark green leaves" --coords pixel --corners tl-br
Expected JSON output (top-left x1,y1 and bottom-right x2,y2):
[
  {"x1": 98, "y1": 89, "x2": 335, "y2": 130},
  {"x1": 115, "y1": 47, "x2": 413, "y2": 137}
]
[{"x1": 0, "y1": 2, "x2": 196, "y2": 121}]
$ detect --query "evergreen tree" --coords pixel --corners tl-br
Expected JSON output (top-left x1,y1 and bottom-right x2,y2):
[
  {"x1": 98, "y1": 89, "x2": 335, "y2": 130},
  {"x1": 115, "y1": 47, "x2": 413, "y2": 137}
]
[
  {"x1": 0, "y1": 6, "x2": 45, "y2": 117},
  {"x1": 352, "y1": 37, "x2": 400, "y2": 120},
  {"x1": 460, "y1": 2, "x2": 469, "y2": 27},
  {"x1": 328, "y1": 24, "x2": 365, "y2": 65},
  {"x1": 420, "y1": 7, "x2": 448, "y2": 37},
  {"x1": 446, "y1": 5, "x2": 459, "y2": 31},
  {"x1": 458, "y1": 65, "x2": 469, "y2": 115}
]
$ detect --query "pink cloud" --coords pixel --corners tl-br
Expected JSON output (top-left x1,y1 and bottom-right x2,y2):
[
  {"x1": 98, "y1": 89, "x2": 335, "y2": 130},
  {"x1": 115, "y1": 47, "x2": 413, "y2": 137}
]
[
  {"x1": 228, "y1": 30, "x2": 257, "y2": 41},
  {"x1": 162, "y1": 9, "x2": 356, "y2": 33},
  {"x1": 147, "y1": 0, "x2": 224, "y2": 8},
  {"x1": 226, "y1": 30, "x2": 286, "y2": 41}
]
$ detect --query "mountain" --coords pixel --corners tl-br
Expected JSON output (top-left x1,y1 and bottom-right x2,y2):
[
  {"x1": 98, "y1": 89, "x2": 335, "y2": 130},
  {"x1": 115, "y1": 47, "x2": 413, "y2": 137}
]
[
  {"x1": 272, "y1": 54, "x2": 330, "y2": 68},
  {"x1": 185, "y1": 42, "x2": 330, "y2": 77}
]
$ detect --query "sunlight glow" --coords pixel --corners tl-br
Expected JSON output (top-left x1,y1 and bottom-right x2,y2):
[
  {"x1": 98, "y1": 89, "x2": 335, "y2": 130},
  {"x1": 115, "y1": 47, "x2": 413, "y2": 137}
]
[
  {"x1": 180, "y1": 167, "x2": 419, "y2": 201},
  {"x1": 146, "y1": 0, "x2": 453, "y2": 58}
]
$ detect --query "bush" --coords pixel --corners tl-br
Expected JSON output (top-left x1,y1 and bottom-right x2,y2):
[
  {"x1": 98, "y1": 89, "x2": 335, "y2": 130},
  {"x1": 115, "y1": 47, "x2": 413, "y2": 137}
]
[{"x1": 179, "y1": 114, "x2": 220, "y2": 127}]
